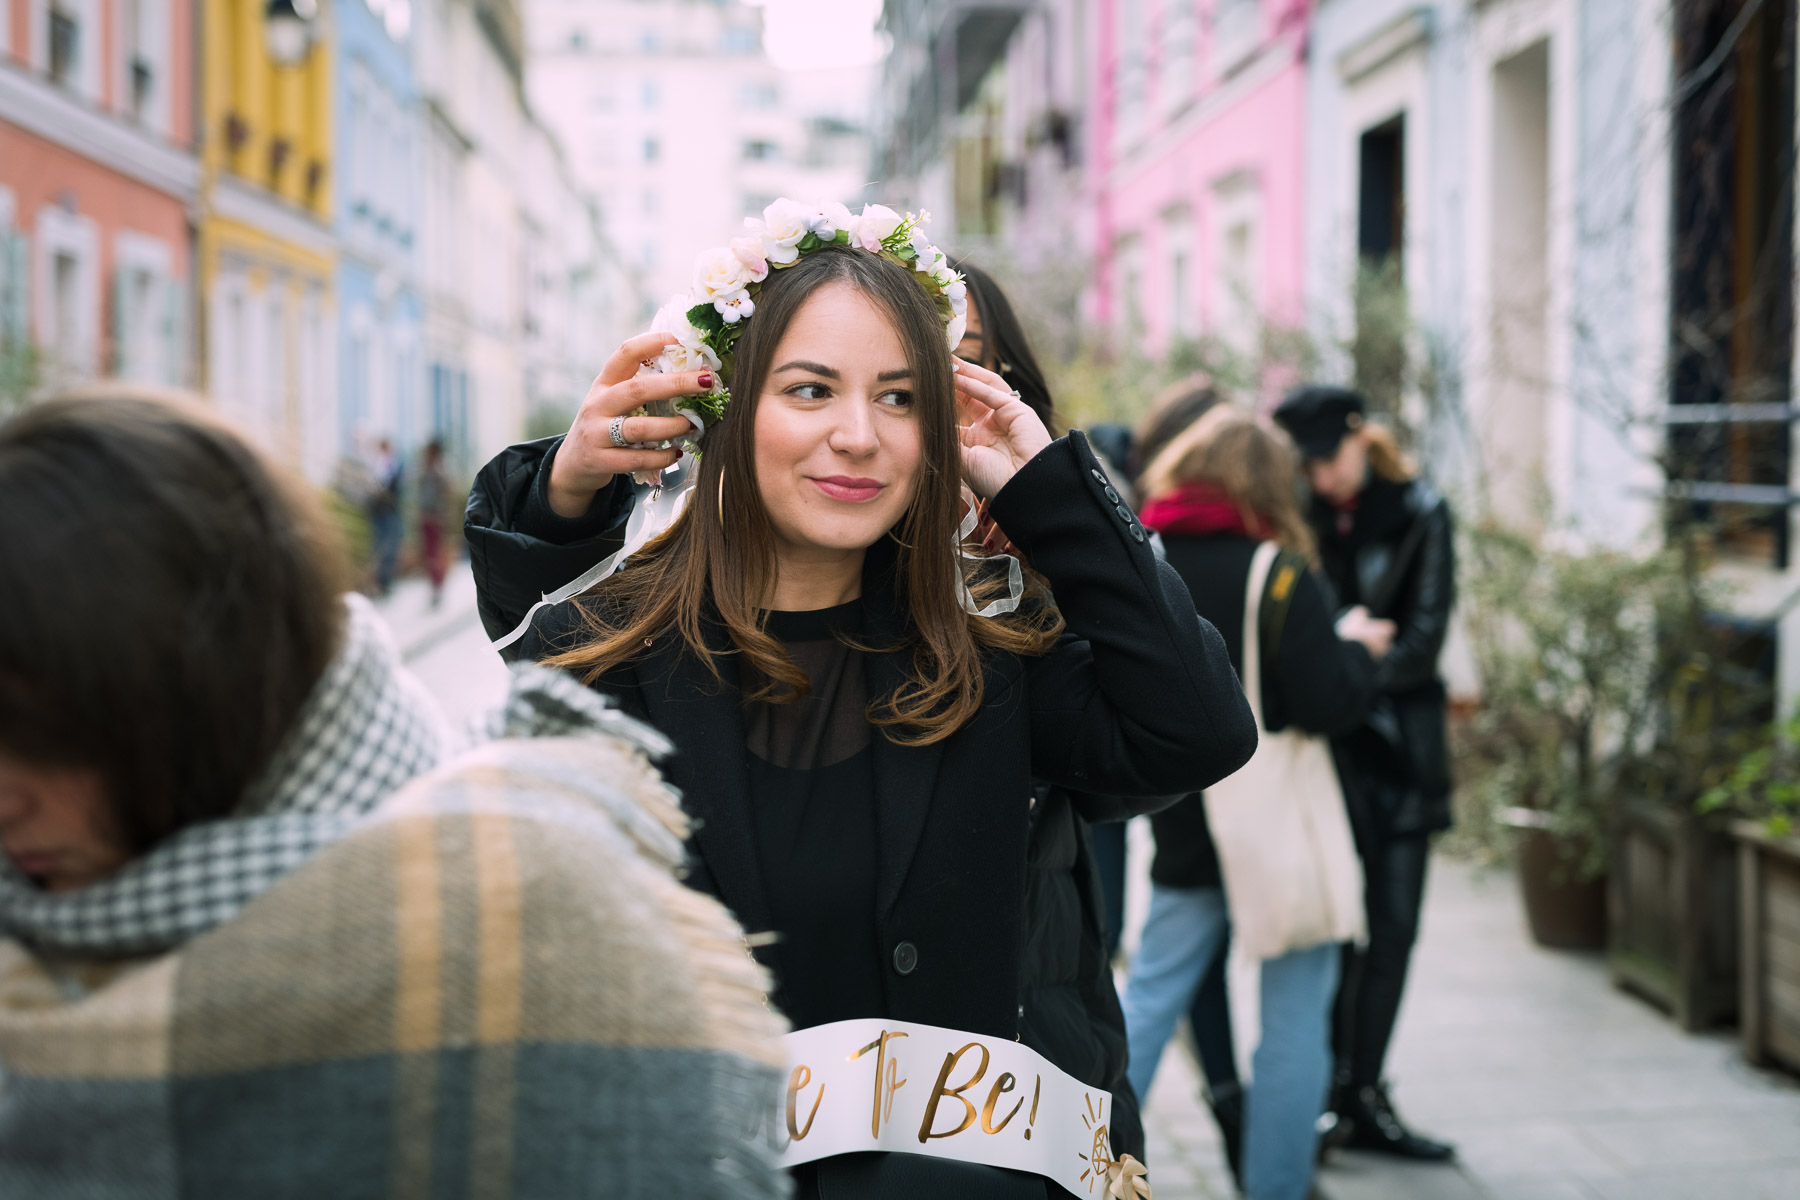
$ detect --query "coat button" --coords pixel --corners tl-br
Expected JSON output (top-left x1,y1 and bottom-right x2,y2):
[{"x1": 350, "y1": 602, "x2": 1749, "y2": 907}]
[
  {"x1": 1130, "y1": 525, "x2": 1146, "y2": 543},
  {"x1": 1115, "y1": 503, "x2": 1133, "y2": 523},
  {"x1": 893, "y1": 941, "x2": 919, "y2": 976},
  {"x1": 1104, "y1": 486, "x2": 1121, "y2": 504},
  {"x1": 1090, "y1": 468, "x2": 1106, "y2": 483}
]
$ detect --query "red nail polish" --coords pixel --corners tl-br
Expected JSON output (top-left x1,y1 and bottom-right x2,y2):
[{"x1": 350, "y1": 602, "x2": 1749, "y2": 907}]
[{"x1": 698, "y1": 372, "x2": 715, "y2": 389}]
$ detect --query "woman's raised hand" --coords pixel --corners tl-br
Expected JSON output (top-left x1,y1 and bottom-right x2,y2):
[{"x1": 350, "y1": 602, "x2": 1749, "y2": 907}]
[
  {"x1": 952, "y1": 359, "x2": 1053, "y2": 501},
  {"x1": 546, "y1": 332, "x2": 714, "y2": 518}
]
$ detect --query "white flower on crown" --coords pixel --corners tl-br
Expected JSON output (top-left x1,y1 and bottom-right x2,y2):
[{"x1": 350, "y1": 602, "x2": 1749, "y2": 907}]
[
  {"x1": 752, "y1": 198, "x2": 810, "y2": 265},
  {"x1": 850, "y1": 204, "x2": 903, "y2": 252},
  {"x1": 945, "y1": 312, "x2": 968, "y2": 351},
  {"x1": 944, "y1": 278, "x2": 968, "y2": 316},
  {"x1": 693, "y1": 245, "x2": 762, "y2": 303},
  {"x1": 801, "y1": 201, "x2": 854, "y2": 242},
  {"x1": 908, "y1": 222, "x2": 936, "y2": 261},
  {"x1": 650, "y1": 294, "x2": 722, "y2": 374},
  {"x1": 716, "y1": 290, "x2": 755, "y2": 324}
]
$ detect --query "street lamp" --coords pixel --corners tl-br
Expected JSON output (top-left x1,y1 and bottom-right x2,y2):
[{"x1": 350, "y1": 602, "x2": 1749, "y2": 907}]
[{"x1": 265, "y1": 0, "x2": 318, "y2": 66}]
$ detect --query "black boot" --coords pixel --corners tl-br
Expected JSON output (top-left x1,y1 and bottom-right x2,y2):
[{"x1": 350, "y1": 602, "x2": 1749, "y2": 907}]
[
  {"x1": 1339, "y1": 1082, "x2": 1455, "y2": 1161},
  {"x1": 1205, "y1": 1080, "x2": 1246, "y2": 1193}
]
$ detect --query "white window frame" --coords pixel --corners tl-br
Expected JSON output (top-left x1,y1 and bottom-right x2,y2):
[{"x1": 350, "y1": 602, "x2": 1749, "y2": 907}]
[
  {"x1": 112, "y1": 229, "x2": 173, "y2": 384},
  {"x1": 114, "y1": 0, "x2": 171, "y2": 134},
  {"x1": 34, "y1": 0, "x2": 104, "y2": 101},
  {"x1": 33, "y1": 203, "x2": 100, "y2": 379},
  {"x1": 1209, "y1": 169, "x2": 1262, "y2": 354}
]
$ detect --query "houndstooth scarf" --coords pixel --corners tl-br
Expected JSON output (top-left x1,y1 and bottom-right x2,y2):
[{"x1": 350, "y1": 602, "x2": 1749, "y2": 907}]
[{"x1": 0, "y1": 594, "x2": 452, "y2": 958}]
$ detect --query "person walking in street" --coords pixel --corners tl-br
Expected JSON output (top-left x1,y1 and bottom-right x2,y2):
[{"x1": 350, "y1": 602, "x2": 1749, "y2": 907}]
[
  {"x1": 0, "y1": 392, "x2": 792, "y2": 1198},
  {"x1": 1122, "y1": 405, "x2": 1395, "y2": 1200},
  {"x1": 1273, "y1": 385, "x2": 1458, "y2": 1162},
  {"x1": 465, "y1": 214, "x2": 1258, "y2": 1195},
  {"x1": 417, "y1": 437, "x2": 452, "y2": 607},
  {"x1": 369, "y1": 435, "x2": 404, "y2": 596}
]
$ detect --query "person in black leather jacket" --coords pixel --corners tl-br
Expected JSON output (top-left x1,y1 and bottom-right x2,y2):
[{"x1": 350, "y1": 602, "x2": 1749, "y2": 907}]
[{"x1": 1274, "y1": 386, "x2": 1457, "y2": 1162}]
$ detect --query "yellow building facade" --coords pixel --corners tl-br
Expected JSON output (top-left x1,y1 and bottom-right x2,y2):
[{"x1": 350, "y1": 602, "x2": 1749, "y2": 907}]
[{"x1": 199, "y1": 0, "x2": 339, "y2": 480}]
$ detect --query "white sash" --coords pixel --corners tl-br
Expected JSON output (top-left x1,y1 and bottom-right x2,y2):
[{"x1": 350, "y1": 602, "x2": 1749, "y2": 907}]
[{"x1": 770, "y1": 1018, "x2": 1138, "y2": 1197}]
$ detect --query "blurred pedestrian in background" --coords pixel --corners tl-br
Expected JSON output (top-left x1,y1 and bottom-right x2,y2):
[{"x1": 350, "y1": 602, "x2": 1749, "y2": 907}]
[
  {"x1": 368, "y1": 435, "x2": 404, "y2": 597},
  {"x1": 0, "y1": 393, "x2": 790, "y2": 1198},
  {"x1": 417, "y1": 437, "x2": 452, "y2": 607},
  {"x1": 1126, "y1": 375, "x2": 1244, "y2": 1170},
  {"x1": 1123, "y1": 405, "x2": 1395, "y2": 1200},
  {"x1": 1274, "y1": 386, "x2": 1458, "y2": 1162}
]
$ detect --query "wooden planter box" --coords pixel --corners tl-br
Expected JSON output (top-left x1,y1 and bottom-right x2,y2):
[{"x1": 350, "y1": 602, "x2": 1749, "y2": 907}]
[
  {"x1": 1607, "y1": 800, "x2": 1739, "y2": 1030},
  {"x1": 1735, "y1": 821, "x2": 1800, "y2": 1074}
]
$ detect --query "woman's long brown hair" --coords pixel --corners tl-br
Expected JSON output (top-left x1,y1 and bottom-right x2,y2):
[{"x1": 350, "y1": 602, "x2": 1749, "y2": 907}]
[
  {"x1": 545, "y1": 245, "x2": 1063, "y2": 744},
  {"x1": 1140, "y1": 404, "x2": 1319, "y2": 561}
]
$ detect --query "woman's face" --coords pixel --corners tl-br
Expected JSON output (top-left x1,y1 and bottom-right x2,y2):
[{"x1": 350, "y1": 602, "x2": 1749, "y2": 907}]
[
  {"x1": 753, "y1": 282, "x2": 926, "y2": 561},
  {"x1": 954, "y1": 293, "x2": 985, "y2": 366},
  {"x1": 0, "y1": 751, "x2": 130, "y2": 892},
  {"x1": 1305, "y1": 430, "x2": 1369, "y2": 506}
]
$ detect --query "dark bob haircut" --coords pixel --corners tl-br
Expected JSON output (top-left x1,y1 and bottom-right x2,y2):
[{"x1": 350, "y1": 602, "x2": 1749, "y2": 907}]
[{"x1": 0, "y1": 391, "x2": 347, "y2": 851}]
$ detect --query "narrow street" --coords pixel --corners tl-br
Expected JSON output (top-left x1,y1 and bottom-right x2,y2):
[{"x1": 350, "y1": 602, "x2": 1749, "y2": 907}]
[{"x1": 377, "y1": 564, "x2": 1800, "y2": 1200}]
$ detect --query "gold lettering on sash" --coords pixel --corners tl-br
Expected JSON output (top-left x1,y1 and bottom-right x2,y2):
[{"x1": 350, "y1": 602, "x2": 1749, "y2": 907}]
[
  {"x1": 1024, "y1": 1073, "x2": 1041, "y2": 1139},
  {"x1": 849, "y1": 1030, "x2": 910, "y2": 1137},
  {"x1": 981, "y1": 1071, "x2": 1022, "y2": 1134},
  {"x1": 786, "y1": 1064, "x2": 823, "y2": 1142},
  {"x1": 917, "y1": 1041, "x2": 990, "y2": 1143}
]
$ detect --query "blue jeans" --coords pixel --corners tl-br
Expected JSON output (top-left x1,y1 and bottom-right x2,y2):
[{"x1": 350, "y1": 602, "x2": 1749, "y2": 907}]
[{"x1": 1123, "y1": 885, "x2": 1341, "y2": 1200}]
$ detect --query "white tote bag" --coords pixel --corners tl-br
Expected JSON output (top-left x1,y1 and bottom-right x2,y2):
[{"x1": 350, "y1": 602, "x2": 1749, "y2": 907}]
[{"x1": 1202, "y1": 541, "x2": 1367, "y2": 961}]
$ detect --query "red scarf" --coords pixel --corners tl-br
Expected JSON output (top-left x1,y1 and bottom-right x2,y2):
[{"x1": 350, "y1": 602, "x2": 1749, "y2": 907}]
[{"x1": 1139, "y1": 481, "x2": 1271, "y2": 539}]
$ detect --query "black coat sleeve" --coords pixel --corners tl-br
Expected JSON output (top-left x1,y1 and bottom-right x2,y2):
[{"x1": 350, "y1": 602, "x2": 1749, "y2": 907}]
[
  {"x1": 988, "y1": 432, "x2": 1258, "y2": 814},
  {"x1": 463, "y1": 436, "x2": 635, "y2": 647},
  {"x1": 1374, "y1": 496, "x2": 1455, "y2": 694},
  {"x1": 1271, "y1": 563, "x2": 1379, "y2": 738}
]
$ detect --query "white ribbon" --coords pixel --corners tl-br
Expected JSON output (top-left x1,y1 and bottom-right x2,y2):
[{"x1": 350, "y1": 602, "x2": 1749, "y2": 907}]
[
  {"x1": 957, "y1": 503, "x2": 1025, "y2": 618},
  {"x1": 488, "y1": 464, "x2": 696, "y2": 651}
]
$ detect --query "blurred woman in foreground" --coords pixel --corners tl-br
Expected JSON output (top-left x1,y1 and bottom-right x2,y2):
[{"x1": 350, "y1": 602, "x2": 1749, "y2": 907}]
[{"x1": 0, "y1": 392, "x2": 788, "y2": 1198}]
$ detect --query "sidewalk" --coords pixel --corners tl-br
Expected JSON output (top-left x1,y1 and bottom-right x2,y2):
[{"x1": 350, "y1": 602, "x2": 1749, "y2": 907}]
[
  {"x1": 1134, "y1": 854, "x2": 1800, "y2": 1200},
  {"x1": 372, "y1": 561, "x2": 514, "y2": 731}
]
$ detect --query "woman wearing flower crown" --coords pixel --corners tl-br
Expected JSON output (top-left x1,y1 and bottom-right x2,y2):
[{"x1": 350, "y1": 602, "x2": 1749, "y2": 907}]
[{"x1": 466, "y1": 201, "x2": 1257, "y2": 1196}]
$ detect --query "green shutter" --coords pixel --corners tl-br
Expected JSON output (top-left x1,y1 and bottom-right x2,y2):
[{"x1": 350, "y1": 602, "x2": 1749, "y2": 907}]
[
  {"x1": 163, "y1": 275, "x2": 187, "y2": 386},
  {"x1": 113, "y1": 264, "x2": 132, "y2": 378},
  {"x1": 2, "y1": 232, "x2": 28, "y2": 345}
]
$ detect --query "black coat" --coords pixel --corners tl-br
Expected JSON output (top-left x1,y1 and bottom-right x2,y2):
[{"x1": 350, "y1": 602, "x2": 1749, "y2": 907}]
[
  {"x1": 1022, "y1": 784, "x2": 1143, "y2": 1160},
  {"x1": 1311, "y1": 476, "x2": 1456, "y2": 836},
  {"x1": 1149, "y1": 535, "x2": 1380, "y2": 889},
  {"x1": 467, "y1": 431, "x2": 1256, "y2": 1048}
]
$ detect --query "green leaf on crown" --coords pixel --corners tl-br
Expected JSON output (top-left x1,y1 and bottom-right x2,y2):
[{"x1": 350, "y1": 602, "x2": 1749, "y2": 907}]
[
  {"x1": 835, "y1": 229, "x2": 851, "y2": 245},
  {"x1": 687, "y1": 303, "x2": 725, "y2": 335}
]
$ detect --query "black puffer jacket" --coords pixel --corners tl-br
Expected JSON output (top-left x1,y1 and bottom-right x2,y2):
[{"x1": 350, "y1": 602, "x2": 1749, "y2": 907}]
[{"x1": 1311, "y1": 476, "x2": 1456, "y2": 836}]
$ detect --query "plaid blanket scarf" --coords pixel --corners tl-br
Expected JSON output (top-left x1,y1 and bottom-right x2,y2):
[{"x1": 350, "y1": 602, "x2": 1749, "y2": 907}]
[
  {"x1": 0, "y1": 594, "x2": 450, "y2": 957},
  {"x1": 0, "y1": 612, "x2": 790, "y2": 1198}
]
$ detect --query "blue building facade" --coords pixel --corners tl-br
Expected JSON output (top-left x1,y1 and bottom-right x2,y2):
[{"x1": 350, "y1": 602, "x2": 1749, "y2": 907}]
[{"x1": 333, "y1": 0, "x2": 424, "y2": 461}]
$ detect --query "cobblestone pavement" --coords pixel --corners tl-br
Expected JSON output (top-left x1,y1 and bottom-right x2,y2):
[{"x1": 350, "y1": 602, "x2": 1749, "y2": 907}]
[
  {"x1": 1126, "y1": 841, "x2": 1800, "y2": 1200},
  {"x1": 377, "y1": 575, "x2": 1800, "y2": 1200}
]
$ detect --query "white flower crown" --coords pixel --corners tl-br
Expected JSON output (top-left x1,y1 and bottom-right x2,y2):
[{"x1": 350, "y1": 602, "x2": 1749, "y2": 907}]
[{"x1": 641, "y1": 199, "x2": 968, "y2": 443}]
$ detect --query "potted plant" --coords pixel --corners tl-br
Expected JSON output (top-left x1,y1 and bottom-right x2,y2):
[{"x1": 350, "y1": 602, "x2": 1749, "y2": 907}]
[
  {"x1": 1698, "y1": 715, "x2": 1800, "y2": 1073},
  {"x1": 1461, "y1": 523, "x2": 1688, "y2": 951}
]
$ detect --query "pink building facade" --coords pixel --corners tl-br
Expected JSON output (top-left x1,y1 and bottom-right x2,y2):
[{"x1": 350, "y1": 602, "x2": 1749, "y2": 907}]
[
  {"x1": 1088, "y1": 0, "x2": 1311, "y2": 356},
  {"x1": 1, "y1": 0, "x2": 197, "y2": 389}
]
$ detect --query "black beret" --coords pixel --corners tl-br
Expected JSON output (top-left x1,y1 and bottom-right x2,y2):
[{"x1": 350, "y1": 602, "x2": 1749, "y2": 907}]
[{"x1": 1273, "y1": 386, "x2": 1366, "y2": 460}]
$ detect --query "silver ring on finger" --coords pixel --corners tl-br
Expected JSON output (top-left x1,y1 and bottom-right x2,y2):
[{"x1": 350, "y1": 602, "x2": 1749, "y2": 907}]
[
  {"x1": 1008, "y1": 388, "x2": 1022, "y2": 401},
  {"x1": 608, "y1": 415, "x2": 629, "y2": 448}
]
